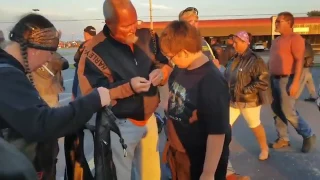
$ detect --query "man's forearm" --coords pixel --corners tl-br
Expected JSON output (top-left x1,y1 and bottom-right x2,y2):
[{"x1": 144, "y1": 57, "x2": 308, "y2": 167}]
[
  {"x1": 109, "y1": 81, "x2": 135, "y2": 100},
  {"x1": 293, "y1": 60, "x2": 303, "y2": 84},
  {"x1": 203, "y1": 134, "x2": 225, "y2": 174}
]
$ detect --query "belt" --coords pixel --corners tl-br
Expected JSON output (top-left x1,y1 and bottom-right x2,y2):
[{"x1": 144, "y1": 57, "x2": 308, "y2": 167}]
[{"x1": 272, "y1": 74, "x2": 294, "y2": 79}]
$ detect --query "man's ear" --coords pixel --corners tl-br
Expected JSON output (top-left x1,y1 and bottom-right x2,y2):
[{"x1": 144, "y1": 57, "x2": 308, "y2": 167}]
[
  {"x1": 58, "y1": 30, "x2": 62, "y2": 39},
  {"x1": 105, "y1": 19, "x2": 111, "y2": 26}
]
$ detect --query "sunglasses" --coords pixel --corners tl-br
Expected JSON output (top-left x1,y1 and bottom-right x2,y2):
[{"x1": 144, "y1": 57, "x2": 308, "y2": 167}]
[{"x1": 181, "y1": 7, "x2": 198, "y2": 16}]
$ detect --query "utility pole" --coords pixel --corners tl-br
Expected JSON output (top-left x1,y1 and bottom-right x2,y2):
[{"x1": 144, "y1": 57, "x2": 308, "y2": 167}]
[{"x1": 149, "y1": 0, "x2": 153, "y2": 29}]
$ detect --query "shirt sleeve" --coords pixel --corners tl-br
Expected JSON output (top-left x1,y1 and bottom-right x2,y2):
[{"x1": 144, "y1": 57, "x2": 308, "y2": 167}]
[
  {"x1": 0, "y1": 68, "x2": 102, "y2": 142},
  {"x1": 198, "y1": 73, "x2": 230, "y2": 134}
]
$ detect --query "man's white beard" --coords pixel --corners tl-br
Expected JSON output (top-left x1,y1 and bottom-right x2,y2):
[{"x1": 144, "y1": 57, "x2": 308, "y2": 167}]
[{"x1": 125, "y1": 35, "x2": 138, "y2": 44}]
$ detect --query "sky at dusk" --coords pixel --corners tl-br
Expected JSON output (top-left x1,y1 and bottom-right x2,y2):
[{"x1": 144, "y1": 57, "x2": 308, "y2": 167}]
[{"x1": 0, "y1": 0, "x2": 319, "y2": 41}]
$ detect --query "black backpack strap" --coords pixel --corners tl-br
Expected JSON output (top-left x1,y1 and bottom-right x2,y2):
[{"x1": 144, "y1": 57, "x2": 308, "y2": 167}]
[
  {"x1": 100, "y1": 107, "x2": 127, "y2": 156},
  {"x1": 94, "y1": 107, "x2": 127, "y2": 180},
  {"x1": 64, "y1": 129, "x2": 94, "y2": 180}
]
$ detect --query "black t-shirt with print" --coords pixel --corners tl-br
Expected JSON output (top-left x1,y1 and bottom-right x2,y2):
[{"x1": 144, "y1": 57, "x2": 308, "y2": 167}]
[{"x1": 168, "y1": 61, "x2": 231, "y2": 156}]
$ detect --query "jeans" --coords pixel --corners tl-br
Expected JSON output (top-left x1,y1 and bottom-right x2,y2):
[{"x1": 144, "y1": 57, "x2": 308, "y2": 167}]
[
  {"x1": 72, "y1": 66, "x2": 79, "y2": 98},
  {"x1": 271, "y1": 76, "x2": 313, "y2": 141},
  {"x1": 110, "y1": 115, "x2": 160, "y2": 180},
  {"x1": 298, "y1": 67, "x2": 317, "y2": 98}
]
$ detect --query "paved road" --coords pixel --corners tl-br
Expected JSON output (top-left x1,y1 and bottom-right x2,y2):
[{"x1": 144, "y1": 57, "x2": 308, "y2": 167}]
[{"x1": 56, "y1": 52, "x2": 320, "y2": 180}]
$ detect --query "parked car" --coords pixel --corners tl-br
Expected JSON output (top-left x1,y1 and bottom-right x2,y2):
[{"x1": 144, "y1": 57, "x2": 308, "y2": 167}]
[{"x1": 252, "y1": 43, "x2": 265, "y2": 51}]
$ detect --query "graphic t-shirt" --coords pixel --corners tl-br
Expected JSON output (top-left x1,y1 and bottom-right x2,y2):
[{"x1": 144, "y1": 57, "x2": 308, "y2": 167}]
[{"x1": 167, "y1": 61, "x2": 231, "y2": 156}]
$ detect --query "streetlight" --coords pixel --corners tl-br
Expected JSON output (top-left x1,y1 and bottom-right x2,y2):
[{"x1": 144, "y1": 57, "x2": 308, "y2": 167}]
[{"x1": 149, "y1": 0, "x2": 153, "y2": 29}]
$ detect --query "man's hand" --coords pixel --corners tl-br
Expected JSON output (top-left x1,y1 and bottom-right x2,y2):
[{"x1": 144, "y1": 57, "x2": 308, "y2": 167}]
[
  {"x1": 289, "y1": 81, "x2": 300, "y2": 98},
  {"x1": 149, "y1": 69, "x2": 163, "y2": 86},
  {"x1": 130, "y1": 77, "x2": 151, "y2": 93},
  {"x1": 200, "y1": 171, "x2": 215, "y2": 180},
  {"x1": 213, "y1": 59, "x2": 220, "y2": 68},
  {"x1": 97, "y1": 87, "x2": 111, "y2": 107},
  {"x1": 316, "y1": 97, "x2": 320, "y2": 111}
]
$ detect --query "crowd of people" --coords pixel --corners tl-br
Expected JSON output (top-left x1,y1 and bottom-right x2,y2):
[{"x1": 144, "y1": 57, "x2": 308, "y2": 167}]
[{"x1": 0, "y1": 0, "x2": 319, "y2": 180}]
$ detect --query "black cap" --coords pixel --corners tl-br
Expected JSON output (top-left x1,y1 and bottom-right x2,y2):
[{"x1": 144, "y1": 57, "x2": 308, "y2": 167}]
[{"x1": 84, "y1": 26, "x2": 96, "y2": 36}]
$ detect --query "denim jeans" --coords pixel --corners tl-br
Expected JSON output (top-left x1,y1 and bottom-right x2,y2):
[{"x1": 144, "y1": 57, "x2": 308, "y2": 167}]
[
  {"x1": 271, "y1": 76, "x2": 313, "y2": 141},
  {"x1": 72, "y1": 66, "x2": 79, "y2": 98},
  {"x1": 297, "y1": 68, "x2": 317, "y2": 98}
]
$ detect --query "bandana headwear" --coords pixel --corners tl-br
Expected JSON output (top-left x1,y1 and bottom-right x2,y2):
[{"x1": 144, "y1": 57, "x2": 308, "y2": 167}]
[
  {"x1": 10, "y1": 26, "x2": 59, "y2": 51},
  {"x1": 27, "y1": 26, "x2": 60, "y2": 51}
]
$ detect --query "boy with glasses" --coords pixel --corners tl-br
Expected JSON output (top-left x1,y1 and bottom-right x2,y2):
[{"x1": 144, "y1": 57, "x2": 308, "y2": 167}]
[
  {"x1": 178, "y1": 7, "x2": 250, "y2": 180},
  {"x1": 161, "y1": 20, "x2": 231, "y2": 180}
]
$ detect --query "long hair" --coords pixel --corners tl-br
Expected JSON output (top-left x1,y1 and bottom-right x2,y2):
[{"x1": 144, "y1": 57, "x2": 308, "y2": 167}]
[
  {"x1": 9, "y1": 13, "x2": 56, "y2": 86},
  {"x1": 32, "y1": 53, "x2": 67, "y2": 106}
]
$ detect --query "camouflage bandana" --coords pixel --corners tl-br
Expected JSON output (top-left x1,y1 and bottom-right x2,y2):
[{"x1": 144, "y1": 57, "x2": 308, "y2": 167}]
[{"x1": 27, "y1": 26, "x2": 60, "y2": 51}]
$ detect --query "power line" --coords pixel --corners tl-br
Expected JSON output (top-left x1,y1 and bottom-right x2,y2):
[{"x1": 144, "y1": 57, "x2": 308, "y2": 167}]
[{"x1": 0, "y1": 12, "x2": 308, "y2": 24}]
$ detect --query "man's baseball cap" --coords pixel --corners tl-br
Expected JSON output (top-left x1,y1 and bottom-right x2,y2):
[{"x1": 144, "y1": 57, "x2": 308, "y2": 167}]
[
  {"x1": 84, "y1": 26, "x2": 96, "y2": 36},
  {"x1": 234, "y1": 31, "x2": 250, "y2": 44}
]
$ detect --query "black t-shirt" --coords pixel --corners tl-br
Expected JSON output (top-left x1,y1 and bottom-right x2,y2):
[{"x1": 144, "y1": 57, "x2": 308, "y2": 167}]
[{"x1": 167, "y1": 61, "x2": 231, "y2": 155}]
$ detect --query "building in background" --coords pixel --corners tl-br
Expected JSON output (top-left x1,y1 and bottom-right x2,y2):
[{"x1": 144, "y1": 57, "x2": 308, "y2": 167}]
[{"x1": 139, "y1": 17, "x2": 320, "y2": 52}]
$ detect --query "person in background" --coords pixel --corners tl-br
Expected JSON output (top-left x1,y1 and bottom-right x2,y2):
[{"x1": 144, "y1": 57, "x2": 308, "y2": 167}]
[
  {"x1": 221, "y1": 34, "x2": 236, "y2": 67},
  {"x1": 269, "y1": 11, "x2": 316, "y2": 153},
  {"x1": 65, "y1": 26, "x2": 96, "y2": 180},
  {"x1": 247, "y1": 32, "x2": 253, "y2": 49},
  {"x1": 161, "y1": 20, "x2": 231, "y2": 180},
  {"x1": 0, "y1": 13, "x2": 111, "y2": 179},
  {"x1": 210, "y1": 37, "x2": 224, "y2": 63},
  {"x1": 298, "y1": 40, "x2": 318, "y2": 101},
  {"x1": 225, "y1": 31, "x2": 270, "y2": 161},
  {"x1": 0, "y1": 30, "x2": 5, "y2": 49},
  {"x1": 316, "y1": 84, "x2": 320, "y2": 111},
  {"x1": 72, "y1": 25, "x2": 96, "y2": 99},
  {"x1": 178, "y1": 7, "x2": 220, "y2": 69}
]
